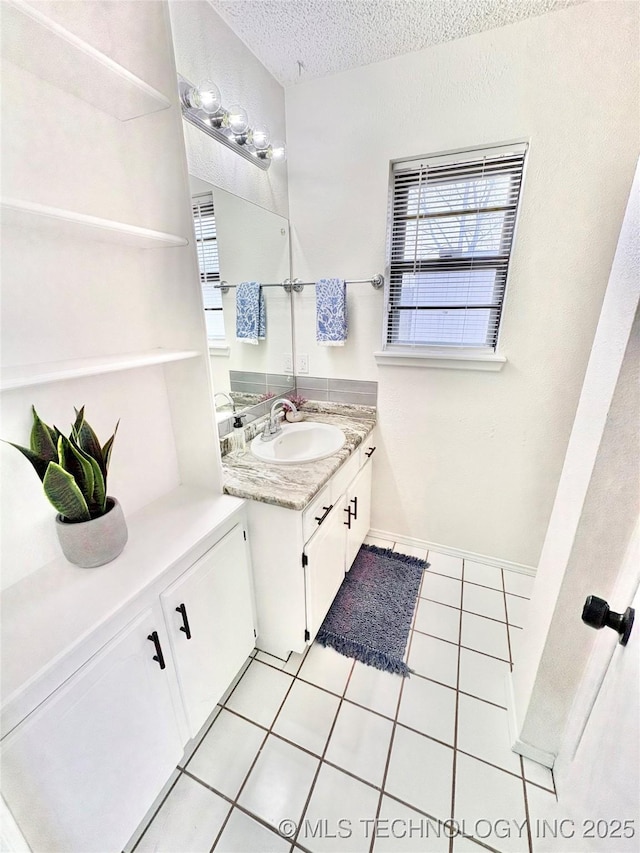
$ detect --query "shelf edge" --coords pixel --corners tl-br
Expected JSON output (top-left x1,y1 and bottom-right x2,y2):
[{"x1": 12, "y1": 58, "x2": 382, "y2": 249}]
[{"x1": 0, "y1": 350, "x2": 201, "y2": 391}]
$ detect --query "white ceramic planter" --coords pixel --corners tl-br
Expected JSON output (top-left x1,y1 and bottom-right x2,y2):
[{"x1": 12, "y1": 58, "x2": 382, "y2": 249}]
[{"x1": 55, "y1": 497, "x2": 128, "y2": 568}]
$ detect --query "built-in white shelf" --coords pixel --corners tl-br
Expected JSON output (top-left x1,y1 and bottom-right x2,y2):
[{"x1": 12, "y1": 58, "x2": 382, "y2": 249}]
[
  {"x1": 1, "y1": 349, "x2": 200, "y2": 392},
  {"x1": 1, "y1": 0, "x2": 171, "y2": 121},
  {"x1": 1, "y1": 198, "x2": 189, "y2": 249}
]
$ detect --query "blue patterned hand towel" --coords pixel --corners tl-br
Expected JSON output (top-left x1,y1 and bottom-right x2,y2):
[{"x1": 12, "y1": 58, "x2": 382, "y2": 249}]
[
  {"x1": 236, "y1": 281, "x2": 266, "y2": 345},
  {"x1": 316, "y1": 278, "x2": 347, "y2": 346}
]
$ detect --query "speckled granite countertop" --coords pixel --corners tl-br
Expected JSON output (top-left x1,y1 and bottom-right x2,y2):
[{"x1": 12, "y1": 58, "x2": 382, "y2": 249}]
[{"x1": 221, "y1": 402, "x2": 376, "y2": 511}]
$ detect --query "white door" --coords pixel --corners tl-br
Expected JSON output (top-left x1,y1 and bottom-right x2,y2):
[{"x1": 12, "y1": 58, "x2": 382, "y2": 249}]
[
  {"x1": 161, "y1": 524, "x2": 256, "y2": 736},
  {"x1": 345, "y1": 460, "x2": 372, "y2": 570},
  {"x1": 1, "y1": 606, "x2": 183, "y2": 853},
  {"x1": 545, "y1": 524, "x2": 640, "y2": 852},
  {"x1": 304, "y1": 497, "x2": 348, "y2": 642}
]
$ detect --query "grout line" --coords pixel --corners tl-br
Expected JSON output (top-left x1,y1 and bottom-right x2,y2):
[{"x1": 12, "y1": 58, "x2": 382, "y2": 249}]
[
  {"x1": 132, "y1": 650, "x2": 256, "y2": 849},
  {"x1": 454, "y1": 748, "x2": 534, "y2": 783},
  {"x1": 290, "y1": 655, "x2": 357, "y2": 850},
  {"x1": 129, "y1": 771, "x2": 183, "y2": 852},
  {"x1": 448, "y1": 557, "x2": 464, "y2": 853},
  {"x1": 207, "y1": 657, "x2": 300, "y2": 852},
  {"x1": 501, "y1": 569, "x2": 514, "y2": 668},
  {"x1": 367, "y1": 561, "x2": 426, "y2": 853},
  {"x1": 180, "y1": 769, "x2": 292, "y2": 850},
  {"x1": 520, "y1": 755, "x2": 534, "y2": 853},
  {"x1": 419, "y1": 594, "x2": 526, "y2": 630},
  {"x1": 502, "y1": 569, "x2": 532, "y2": 853},
  {"x1": 525, "y1": 777, "x2": 557, "y2": 797}
]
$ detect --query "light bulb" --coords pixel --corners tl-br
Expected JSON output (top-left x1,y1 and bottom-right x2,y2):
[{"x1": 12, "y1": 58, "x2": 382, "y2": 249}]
[
  {"x1": 269, "y1": 140, "x2": 287, "y2": 162},
  {"x1": 192, "y1": 79, "x2": 221, "y2": 115},
  {"x1": 251, "y1": 125, "x2": 270, "y2": 150},
  {"x1": 226, "y1": 104, "x2": 249, "y2": 135}
]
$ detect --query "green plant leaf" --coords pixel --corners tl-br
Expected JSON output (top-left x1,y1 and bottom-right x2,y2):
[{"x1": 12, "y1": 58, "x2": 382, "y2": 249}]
[
  {"x1": 3, "y1": 441, "x2": 50, "y2": 481},
  {"x1": 68, "y1": 436, "x2": 106, "y2": 517},
  {"x1": 43, "y1": 462, "x2": 91, "y2": 522},
  {"x1": 72, "y1": 411, "x2": 105, "y2": 476},
  {"x1": 101, "y1": 420, "x2": 119, "y2": 474},
  {"x1": 30, "y1": 406, "x2": 58, "y2": 462},
  {"x1": 89, "y1": 457, "x2": 106, "y2": 516},
  {"x1": 58, "y1": 435, "x2": 94, "y2": 505}
]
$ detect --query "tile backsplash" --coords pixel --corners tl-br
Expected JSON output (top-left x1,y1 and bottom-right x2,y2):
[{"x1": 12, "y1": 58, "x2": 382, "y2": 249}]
[
  {"x1": 295, "y1": 376, "x2": 378, "y2": 408},
  {"x1": 229, "y1": 370, "x2": 294, "y2": 398}
]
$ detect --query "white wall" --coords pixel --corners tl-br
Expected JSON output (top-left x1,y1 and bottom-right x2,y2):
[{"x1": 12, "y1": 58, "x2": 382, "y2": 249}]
[
  {"x1": 285, "y1": 1, "x2": 639, "y2": 567},
  {"x1": 0, "y1": 1, "x2": 219, "y2": 589},
  {"x1": 168, "y1": 0, "x2": 288, "y2": 219}
]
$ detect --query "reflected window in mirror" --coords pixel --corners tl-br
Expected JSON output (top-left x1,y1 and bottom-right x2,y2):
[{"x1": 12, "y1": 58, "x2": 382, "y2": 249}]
[{"x1": 192, "y1": 192, "x2": 225, "y2": 340}]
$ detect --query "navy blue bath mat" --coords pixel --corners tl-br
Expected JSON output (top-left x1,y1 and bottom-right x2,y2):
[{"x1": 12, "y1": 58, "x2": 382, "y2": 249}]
[{"x1": 316, "y1": 544, "x2": 427, "y2": 676}]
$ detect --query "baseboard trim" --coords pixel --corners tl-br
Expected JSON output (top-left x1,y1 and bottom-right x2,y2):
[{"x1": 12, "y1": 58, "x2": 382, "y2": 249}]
[
  {"x1": 505, "y1": 672, "x2": 556, "y2": 769},
  {"x1": 368, "y1": 528, "x2": 537, "y2": 576}
]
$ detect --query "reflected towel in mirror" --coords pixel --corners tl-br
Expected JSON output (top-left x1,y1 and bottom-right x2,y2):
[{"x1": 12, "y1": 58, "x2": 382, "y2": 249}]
[
  {"x1": 316, "y1": 278, "x2": 347, "y2": 345},
  {"x1": 236, "y1": 281, "x2": 266, "y2": 344}
]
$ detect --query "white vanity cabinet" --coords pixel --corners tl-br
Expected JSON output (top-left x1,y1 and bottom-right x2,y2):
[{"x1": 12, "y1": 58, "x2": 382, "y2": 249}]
[
  {"x1": 303, "y1": 495, "x2": 349, "y2": 642},
  {"x1": 160, "y1": 524, "x2": 256, "y2": 737},
  {"x1": 247, "y1": 427, "x2": 377, "y2": 659},
  {"x1": 1, "y1": 491, "x2": 256, "y2": 853},
  {"x1": 345, "y1": 460, "x2": 373, "y2": 570},
  {"x1": 1, "y1": 606, "x2": 184, "y2": 853}
]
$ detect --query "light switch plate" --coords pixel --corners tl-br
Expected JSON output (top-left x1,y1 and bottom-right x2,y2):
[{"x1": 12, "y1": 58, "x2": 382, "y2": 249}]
[
  {"x1": 283, "y1": 353, "x2": 293, "y2": 374},
  {"x1": 297, "y1": 353, "x2": 309, "y2": 374}
]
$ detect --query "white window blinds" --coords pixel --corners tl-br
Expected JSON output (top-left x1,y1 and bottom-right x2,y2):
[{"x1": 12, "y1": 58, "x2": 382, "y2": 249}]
[
  {"x1": 192, "y1": 192, "x2": 225, "y2": 340},
  {"x1": 386, "y1": 143, "x2": 527, "y2": 350}
]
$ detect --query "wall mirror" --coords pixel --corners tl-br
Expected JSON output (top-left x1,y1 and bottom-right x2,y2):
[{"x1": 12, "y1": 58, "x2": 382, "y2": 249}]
[{"x1": 188, "y1": 176, "x2": 294, "y2": 432}]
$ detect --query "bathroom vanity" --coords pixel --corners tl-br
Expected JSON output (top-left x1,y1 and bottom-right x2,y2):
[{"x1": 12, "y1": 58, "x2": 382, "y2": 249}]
[
  {"x1": 0, "y1": 489, "x2": 256, "y2": 852},
  {"x1": 222, "y1": 403, "x2": 377, "y2": 659}
]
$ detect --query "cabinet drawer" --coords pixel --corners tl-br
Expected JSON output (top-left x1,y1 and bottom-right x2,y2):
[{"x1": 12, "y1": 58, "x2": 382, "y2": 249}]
[
  {"x1": 302, "y1": 483, "x2": 333, "y2": 543},
  {"x1": 330, "y1": 450, "x2": 361, "y2": 499}
]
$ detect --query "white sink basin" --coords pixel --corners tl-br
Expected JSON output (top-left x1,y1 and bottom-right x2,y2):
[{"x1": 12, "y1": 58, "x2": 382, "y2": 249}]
[{"x1": 250, "y1": 422, "x2": 346, "y2": 465}]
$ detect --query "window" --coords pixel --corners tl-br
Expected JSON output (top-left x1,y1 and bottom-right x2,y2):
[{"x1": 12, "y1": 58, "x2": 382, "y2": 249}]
[
  {"x1": 192, "y1": 192, "x2": 225, "y2": 340},
  {"x1": 385, "y1": 143, "x2": 527, "y2": 352}
]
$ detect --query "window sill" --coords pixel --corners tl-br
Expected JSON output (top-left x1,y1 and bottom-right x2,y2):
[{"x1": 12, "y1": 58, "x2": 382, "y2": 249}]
[
  {"x1": 374, "y1": 348, "x2": 507, "y2": 372},
  {"x1": 208, "y1": 342, "x2": 230, "y2": 357}
]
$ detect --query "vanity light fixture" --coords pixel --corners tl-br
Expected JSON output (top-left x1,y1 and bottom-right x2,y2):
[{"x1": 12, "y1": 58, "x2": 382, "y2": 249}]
[{"x1": 178, "y1": 74, "x2": 286, "y2": 171}]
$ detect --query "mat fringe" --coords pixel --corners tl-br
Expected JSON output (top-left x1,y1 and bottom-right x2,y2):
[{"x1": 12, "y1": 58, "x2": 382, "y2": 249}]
[{"x1": 315, "y1": 629, "x2": 413, "y2": 677}]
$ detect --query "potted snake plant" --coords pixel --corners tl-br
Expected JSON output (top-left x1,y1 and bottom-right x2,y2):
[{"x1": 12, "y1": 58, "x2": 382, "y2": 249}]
[{"x1": 6, "y1": 406, "x2": 127, "y2": 567}]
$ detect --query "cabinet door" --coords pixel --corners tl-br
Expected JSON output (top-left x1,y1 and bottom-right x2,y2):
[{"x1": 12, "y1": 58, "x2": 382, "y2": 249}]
[
  {"x1": 345, "y1": 460, "x2": 373, "y2": 570},
  {"x1": 161, "y1": 524, "x2": 256, "y2": 736},
  {"x1": 1, "y1": 607, "x2": 183, "y2": 853},
  {"x1": 304, "y1": 497, "x2": 348, "y2": 642}
]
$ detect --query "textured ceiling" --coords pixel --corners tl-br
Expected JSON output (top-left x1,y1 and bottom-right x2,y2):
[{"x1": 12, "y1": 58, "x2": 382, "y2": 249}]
[{"x1": 209, "y1": 0, "x2": 582, "y2": 86}]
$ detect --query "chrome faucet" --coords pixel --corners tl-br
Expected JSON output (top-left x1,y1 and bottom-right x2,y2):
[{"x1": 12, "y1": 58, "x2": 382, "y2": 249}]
[
  {"x1": 214, "y1": 391, "x2": 235, "y2": 413},
  {"x1": 261, "y1": 399, "x2": 297, "y2": 441}
]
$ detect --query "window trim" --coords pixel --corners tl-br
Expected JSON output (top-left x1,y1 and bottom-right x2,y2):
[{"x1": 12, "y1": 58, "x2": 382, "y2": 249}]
[{"x1": 381, "y1": 140, "x2": 528, "y2": 367}]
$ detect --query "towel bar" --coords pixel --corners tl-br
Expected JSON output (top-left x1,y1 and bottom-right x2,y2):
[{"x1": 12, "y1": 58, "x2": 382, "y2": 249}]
[{"x1": 214, "y1": 274, "x2": 384, "y2": 294}]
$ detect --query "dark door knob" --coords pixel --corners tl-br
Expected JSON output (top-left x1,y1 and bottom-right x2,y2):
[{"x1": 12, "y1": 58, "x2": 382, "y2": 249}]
[{"x1": 582, "y1": 596, "x2": 634, "y2": 646}]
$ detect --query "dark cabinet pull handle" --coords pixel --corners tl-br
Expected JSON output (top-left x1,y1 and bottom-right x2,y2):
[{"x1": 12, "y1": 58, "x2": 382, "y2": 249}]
[
  {"x1": 365, "y1": 446, "x2": 376, "y2": 458},
  {"x1": 350, "y1": 496, "x2": 358, "y2": 521},
  {"x1": 314, "y1": 504, "x2": 333, "y2": 525},
  {"x1": 176, "y1": 603, "x2": 192, "y2": 640},
  {"x1": 344, "y1": 506, "x2": 353, "y2": 529},
  {"x1": 147, "y1": 631, "x2": 166, "y2": 670}
]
